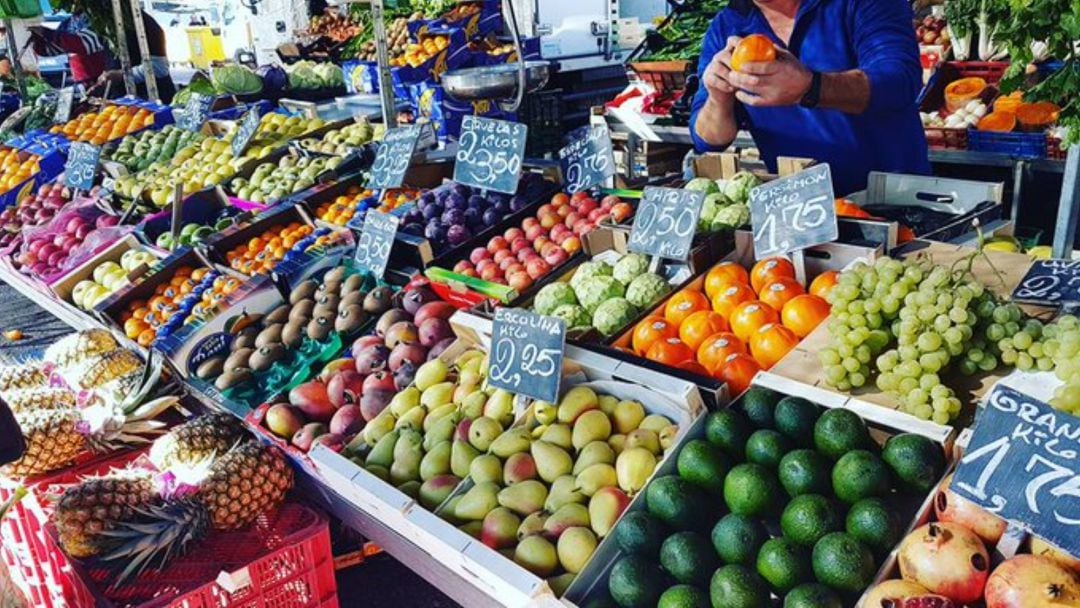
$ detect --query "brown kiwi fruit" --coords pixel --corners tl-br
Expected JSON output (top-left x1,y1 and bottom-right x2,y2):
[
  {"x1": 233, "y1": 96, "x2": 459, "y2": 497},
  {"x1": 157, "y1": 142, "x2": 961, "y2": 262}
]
[
  {"x1": 288, "y1": 299, "x2": 315, "y2": 323},
  {"x1": 255, "y1": 324, "x2": 284, "y2": 348},
  {"x1": 341, "y1": 274, "x2": 364, "y2": 294},
  {"x1": 249, "y1": 343, "x2": 286, "y2": 372},
  {"x1": 324, "y1": 266, "x2": 346, "y2": 285},
  {"x1": 195, "y1": 356, "x2": 224, "y2": 379},
  {"x1": 306, "y1": 316, "x2": 333, "y2": 341},
  {"x1": 265, "y1": 304, "x2": 291, "y2": 325},
  {"x1": 340, "y1": 290, "x2": 364, "y2": 309},
  {"x1": 215, "y1": 368, "x2": 252, "y2": 391},
  {"x1": 225, "y1": 348, "x2": 253, "y2": 371},
  {"x1": 289, "y1": 280, "x2": 317, "y2": 305},
  {"x1": 316, "y1": 293, "x2": 340, "y2": 311},
  {"x1": 335, "y1": 305, "x2": 367, "y2": 334},
  {"x1": 282, "y1": 321, "x2": 305, "y2": 348},
  {"x1": 232, "y1": 327, "x2": 259, "y2": 350}
]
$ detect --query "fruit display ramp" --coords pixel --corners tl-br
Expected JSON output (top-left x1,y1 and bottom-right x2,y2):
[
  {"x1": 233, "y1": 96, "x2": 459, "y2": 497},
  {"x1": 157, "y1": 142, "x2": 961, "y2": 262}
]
[{"x1": 307, "y1": 311, "x2": 707, "y2": 606}]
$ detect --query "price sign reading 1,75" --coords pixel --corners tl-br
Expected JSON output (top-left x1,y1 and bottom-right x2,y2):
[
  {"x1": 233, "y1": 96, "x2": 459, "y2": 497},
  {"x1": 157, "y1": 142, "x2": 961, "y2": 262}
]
[
  {"x1": 749, "y1": 163, "x2": 838, "y2": 259},
  {"x1": 369, "y1": 125, "x2": 421, "y2": 190},
  {"x1": 453, "y1": 116, "x2": 527, "y2": 195},
  {"x1": 628, "y1": 186, "x2": 705, "y2": 261},
  {"x1": 951, "y1": 384, "x2": 1080, "y2": 558},
  {"x1": 488, "y1": 308, "x2": 566, "y2": 404},
  {"x1": 354, "y1": 210, "x2": 399, "y2": 280},
  {"x1": 559, "y1": 125, "x2": 615, "y2": 194}
]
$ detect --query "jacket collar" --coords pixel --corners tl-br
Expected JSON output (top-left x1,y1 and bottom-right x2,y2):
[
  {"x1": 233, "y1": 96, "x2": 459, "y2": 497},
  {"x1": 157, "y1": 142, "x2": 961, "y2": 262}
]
[{"x1": 728, "y1": 0, "x2": 827, "y2": 21}]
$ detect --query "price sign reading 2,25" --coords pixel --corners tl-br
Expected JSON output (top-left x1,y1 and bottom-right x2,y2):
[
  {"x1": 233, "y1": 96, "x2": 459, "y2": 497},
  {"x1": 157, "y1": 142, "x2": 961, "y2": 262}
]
[
  {"x1": 951, "y1": 384, "x2": 1080, "y2": 557},
  {"x1": 487, "y1": 308, "x2": 566, "y2": 404},
  {"x1": 453, "y1": 116, "x2": 528, "y2": 195},
  {"x1": 628, "y1": 186, "x2": 705, "y2": 262}
]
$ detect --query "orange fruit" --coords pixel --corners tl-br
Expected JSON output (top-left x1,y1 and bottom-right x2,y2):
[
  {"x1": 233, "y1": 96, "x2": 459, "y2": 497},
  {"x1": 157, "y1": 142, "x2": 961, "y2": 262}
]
[
  {"x1": 729, "y1": 300, "x2": 780, "y2": 342},
  {"x1": 645, "y1": 337, "x2": 696, "y2": 367},
  {"x1": 123, "y1": 318, "x2": 148, "y2": 340},
  {"x1": 664, "y1": 290, "x2": 711, "y2": 326},
  {"x1": 705, "y1": 262, "x2": 750, "y2": 299},
  {"x1": 809, "y1": 271, "x2": 839, "y2": 299},
  {"x1": 759, "y1": 277, "x2": 805, "y2": 312},
  {"x1": 632, "y1": 316, "x2": 679, "y2": 355},
  {"x1": 731, "y1": 34, "x2": 776, "y2": 72},
  {"x1": 137, "y1": 328, "x2": 157, "y2": 347},
  {"x1": 750, "y1": 257, "x2": 796, "y2": 293},
  {"x1": 749, "y1": 323, "x2": 799, "y2": 369},
  {"x1": 782, "y1": 294, "x2": 830, "y2": 338},
  {"x1": 711, "y1": 282, "x2": 756, "y2": 319},
  {"x1": 678, "y1": 310, "x2": 730, "y2": 351},
  {"x1": 718, "y1": 353, "x2": 761, "y2": 395},
  {"x1": 697, "y1": 332, "x2": 747, "y2": 374},
  {"x1": 676, "y1": 359, "x2": 710, "y2": 377}
]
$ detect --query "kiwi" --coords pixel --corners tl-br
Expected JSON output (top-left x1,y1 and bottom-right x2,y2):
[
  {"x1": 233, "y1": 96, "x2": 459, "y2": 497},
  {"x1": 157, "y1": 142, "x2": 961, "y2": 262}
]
[
  {"x1": 335, "y1": 305, "x2": 367, "y2": 334},
  {"x1": 316, "y1": 293, "x2": 340, "y2": 310},
  {"x1": 313, "y1": 303, "x2": 338, "y2": 322},
  {"x1": 266, "y1": 304, "x2": 291, "y2": 325},
  {"x1": 225, "y1": 347, "x2": 253, "y2": 371},
  {"x1": 307, "y1": 316, "x2": 333, "y2": 341},
  {"x1": 289, "y1": 280, "x2": 317, "y2": 305},
  {"x1": 195, "y1": 356, "x2": 225, "y2": 379},
  {"x1": 215, "y1": 368, "x2": 252, "y2": 391},
  {"x1": 324, "y1": 266, "x2": 346, "y2": 285},
  {"x1": 255, "y1": 324, "x2": 284, "y2": 348},
  {"x1": 288, "y1": 300, "x2": 315, "y2": 323},
  {"x1": 232, "y1": 327, "x2": 258, "y2": 350},
  {"x1": 319, "y1": 280, "x2": 341, "y2": 298},
  {"x1": 342, "y1": 274, "x2": 364, "y2": 294},
  {"x1": 282, "y1": 321, "x2": 305, "y2": 348},
  {"x1": 340, "y1": 290, "x2": 364, "y2": 309},
  {"x1": 249, "y1": 343, "x2": 286, "y2": 372}
]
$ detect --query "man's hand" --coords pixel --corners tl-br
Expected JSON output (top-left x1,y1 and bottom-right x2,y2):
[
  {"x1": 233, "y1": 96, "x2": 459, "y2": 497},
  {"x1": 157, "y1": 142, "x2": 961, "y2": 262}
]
[
  {"x1": 701, "y1": 36, "x2": 741, "y2": 104},
  {"x1": 726, "y1": 47, "x2": 813, "y2": 107}
]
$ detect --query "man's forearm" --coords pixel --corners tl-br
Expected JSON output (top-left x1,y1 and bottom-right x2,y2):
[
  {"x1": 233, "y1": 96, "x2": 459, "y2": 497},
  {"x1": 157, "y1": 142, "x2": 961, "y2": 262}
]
[
  {"x1": 819, "y1": 70, "x2": 871, "y2": 114},
  {"x1": 693, "y1": 96, "x2": 739, "y2": 149}
]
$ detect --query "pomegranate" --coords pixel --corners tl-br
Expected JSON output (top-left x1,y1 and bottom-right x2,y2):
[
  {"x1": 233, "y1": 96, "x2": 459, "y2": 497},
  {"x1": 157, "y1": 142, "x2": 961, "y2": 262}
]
[
  {"x1": 884, "y1": 596, "x2": 957, "y2": 608},
  {"x1": 935, "y1": 473, "x2": 1007, "y2": 545},
  {"x1": 898, "y1": 522, "x2": 990, "y2": 604},
  {"x1": 985, "y1": 554, "x2": 1080, "y2": 608},
  {"x1": 863, "y1": 580, "x2": 934, "y2": 607},
  {"x1": 1031, "y1": 537, "x2": 1080, "y2": 573}
]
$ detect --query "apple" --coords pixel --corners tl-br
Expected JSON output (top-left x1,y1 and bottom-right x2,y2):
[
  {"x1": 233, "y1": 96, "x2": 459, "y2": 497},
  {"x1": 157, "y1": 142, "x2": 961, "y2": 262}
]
[
  {"x1": 507, "y1": 271, "x2": 533, "y2": 292},
  {"x1": 487, "y1": 236, "x2": 509, "y2": 253},
  {"x1": 570, "y1": 191, "x2": 590, "y2": 203},
  {"x1": 504, "y1": 227, "x2": 524, "y2": 241},
  {"x1": 493, "y1": 249, "x2": 514, "y2": 265},
  {"x1": 533, "y1": 236, "x2": 551, "y2": 252},
  {"x1": 510, "y1": 237, "x2": 530, "y2": 254},
  {"x1": 543, "y1": 248, "x2": 569, "y2": 267},
  {"x1": 453, "y1": 260, "x2": 474, "y2": 274},
  {"x1": 611, "y1": 202, "x2": 633, "y2": 223},
  {"x1": 539, "y1": 213, "x2": 559, "y2": 230},
  {"x1": 574, "y1": 221, "x2": 596, "y2": 236},
  {"x1": 504, "y1": 262, "x2": 525, "y2": 276},
  {"x1": 537, "y1": 204, "x2": 554, "y2": 216},
  {"x1": 470, "y1": 247, "x2": 490, "y2": 265},
  {"x1": 522, "y1": 217, "x2": 540, "y2": 230},
  {"x1": 565, "y1": 212, "x2": 583, "y2": 227},
  {"x1": 524, "y1": 224, "x2": 545, "y2": 241},
  {"x1": 480, "y1": 265, "x2": 501, "y2": 281},
  {"x1": 460, "y1": 268, "x2": 479, "y2": 278},
  {"x1": 525, "y1": 258, "x2": 551, "y2": 279},
  {"x1": 556, "y1": 205, "x2": 571, "y2": 218},
  {"x1": 562, "y1": 236, "x2": 582, "y2": 254},
  {"x1": 600, "y1": 195, "x2": 620, "y2": 209},
  {"x1": 476, "y1": 259, "x2": 497, "y2": 274},
  {"x1": 498, "y1": 256, "x2": 518, "y2": 271}
]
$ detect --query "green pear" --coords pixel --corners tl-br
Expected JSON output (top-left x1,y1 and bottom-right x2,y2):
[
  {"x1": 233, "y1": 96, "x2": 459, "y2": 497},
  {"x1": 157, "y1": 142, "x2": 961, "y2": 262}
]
[
  {"x1": 389, "y1": 387, "x2": 422, "y2": 417},
  {"x1": 608, "y1": 434, "x2": 627, "y2": 454},
  {"x1": 468, "y1": 416, "x2": 503, "y2": 452},
  {"x1": 531, "y1": 440, "x2": 573, "y2": 483},
  {"x1": 454, "y1": 482, "x2": 500, "y2": 521},
  {"x1": 575, "y1": 463, "x2": 617, "y2": 496},
  {"x1": 362, "y1": 412, "x2": 396, "y2": 447},
  {"x1": 423, "y1": 415, "x2": 457, "y2": 451},
  {"x1": 365, "y1": 464, "x2": 389, "y2": 481},
  {"x1": 415, "y1": 359, "x2": 448, "y2": 391},
  {"x1": 514, "y1": 536, "x2": 558, "y2": 577},
  {"x1": 573, "y1": 441, "x2": 615, "y2": 475},
  {"x1": 469, "y1": 454, "x2": 503, "y2": 485},
  {"x1": 545, "y1": 475, "x2": 585, "y2": 512},
  {"x1": 484, "y1": 389, "x2": 515, "y2": 426},
  {"x1": 503, "y1": 452, "x2": 538, "y2": 485},
  {"x1": 547, "y1": 573, "x2": 577, "y2": 596},
  {"x1": 542, "y1": 503, "x2": 590, "y2": 540},
  {"x1": 572, "y1": 410, "x2": 612, "y2": 451},
  {"x1": 365, "y1": 429, "x2": 399, "y2": 469},
  {"x1": 396, "y1": 480, "x2": 421, "y2": 498},
  {"x1": 394, "y1": 404, "x2": 427, "y2": 431},
  {"x1": 458, "y1": 520, "x2": 483, "y2": 539},
  {"x1": 625, "y1": 429, "x2": 660, "y2": 455},
  {"x1": 455, "y1": 349, "x2": 483, "y2": 370},
  {"x1": 461, "y1": 391, "x2": 488, "y2": 419},
  {"x1": 588, "y1": 486, "x2": 630, "y2": 537},
  {"x1": 423, "y1": 403, "x2": 458, "y2": 432},
  {"x1": 533, "y1": 400, "x2": 557, "y2": 425},
  {"x1": 612, "y1": 400, "x2": 645, "y2": 434},
  {"x1": 420, "y1": 382, "x2": 454, "y2": 410},
  {"x1": 659, "y1": 424, "x2": 679, "y2": 450},
  {"x1": 497, "y1": 480, "x2": 548, "y2": 516},
  {"x1": 638, "y1": 413, "x2": 672, "y2": 433},
  {"x1": 557, "y1": 527, "x2": 598, "y2": 574},
  {"x1": 517, "y1": 511, "x2": 549, "y2": 540},
  {"x1": 557, "y1": 387, "x2": 599, "y2": 423},
  {"x1": 615, "y1": 447, "x2": 657, "y2": 493},
  {"x1": 598, "y1": 395, "x2": 619, "y2": 416},
  {"x1": 419, "y1": 440, "x2": 451, "y2": 481},
  {"x1": 540, "y1": 423, "x2": 573, "y2": 451},
  {"x1": 490, "y1": 427, "x2": 532, "y2": 458},
  {"x1": 419, "y1": 474, "x2": 460, "y2": 510},
  {"x1": 450, "y1": 439, "x2": 480, "y2": 478},
  {"x1": 390, "y1": 430, "x2": 423, "y2": 484},
  {"x1": 480, "y1": 507, "x2": 520, "y2": 550}
]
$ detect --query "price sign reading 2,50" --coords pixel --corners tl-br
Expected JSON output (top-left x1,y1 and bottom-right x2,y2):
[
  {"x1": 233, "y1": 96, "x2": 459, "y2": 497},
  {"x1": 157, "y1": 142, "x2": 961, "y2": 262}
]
[
  {"x1": 628, "y1": 186, "x2": 705, "y2": 261},
  {"x1": 453, "y1": 116, "x2": 528, "y2": 195},
  {"x1": 951, "y1": 385, "x2": 1080, "y2": 557},
  {"x1": 487, "y1": 308, "x2": 566, "y2": 404}
]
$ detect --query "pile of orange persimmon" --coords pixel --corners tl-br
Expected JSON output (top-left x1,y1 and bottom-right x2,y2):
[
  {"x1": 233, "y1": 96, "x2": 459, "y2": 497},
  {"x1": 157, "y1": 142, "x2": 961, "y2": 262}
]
[{"x1": 628, "y1": 257, "x2": 836, "y2": 394}]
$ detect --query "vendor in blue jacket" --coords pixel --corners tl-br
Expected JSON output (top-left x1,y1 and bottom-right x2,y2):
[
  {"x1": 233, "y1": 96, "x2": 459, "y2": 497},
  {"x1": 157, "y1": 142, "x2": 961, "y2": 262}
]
[{"x1": 690, "y1": 0, "x2": 931, "y2": 195}]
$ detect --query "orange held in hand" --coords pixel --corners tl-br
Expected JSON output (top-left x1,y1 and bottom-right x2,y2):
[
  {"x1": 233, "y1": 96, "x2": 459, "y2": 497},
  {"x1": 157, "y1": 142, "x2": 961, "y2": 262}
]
[{"x1": 731, "y1": 34, "x2": 777, "y2": 72}]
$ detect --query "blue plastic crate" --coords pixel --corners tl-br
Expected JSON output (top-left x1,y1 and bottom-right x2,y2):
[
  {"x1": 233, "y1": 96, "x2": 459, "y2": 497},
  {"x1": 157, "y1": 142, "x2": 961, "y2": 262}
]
[{"x1": 967, "y1": 129, "x2": 1047, "y2": 159}]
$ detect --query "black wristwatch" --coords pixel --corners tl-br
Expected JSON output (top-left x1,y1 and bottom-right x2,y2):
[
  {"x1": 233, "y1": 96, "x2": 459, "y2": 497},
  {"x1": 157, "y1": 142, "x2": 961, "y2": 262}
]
[{"x1": 800, "y1": 71, "x2": 822, "y2": 109}]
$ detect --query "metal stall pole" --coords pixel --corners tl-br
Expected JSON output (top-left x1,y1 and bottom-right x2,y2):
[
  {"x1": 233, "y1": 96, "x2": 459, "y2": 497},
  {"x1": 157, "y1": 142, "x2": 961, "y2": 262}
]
[
  {"x1": 128, "y1": 0, "x2": 158, "y2": 101},
  {"x1": 110, "y1": 0, "x2": 136, "y2": 96},
  {"x1": 2, "y1": 19, "x2": 26, "y2": 99},
  {"x1": 371, "y1": 0, "x2": 397, "y2": 128},
  {"x1": 1052, "y1": 146, "x2": 1079, "y2": 259}
]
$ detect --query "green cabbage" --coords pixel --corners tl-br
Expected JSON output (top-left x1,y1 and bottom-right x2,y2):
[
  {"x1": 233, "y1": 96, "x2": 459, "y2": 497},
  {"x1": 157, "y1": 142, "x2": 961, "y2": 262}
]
[
  {"x1": 551, "y1": 304, "x2": 592, "y2": 330},
  {"x1": 711, "y1": 203, "x2": 751, "y2": 230},
  {"x1": 287, "y1": 61, "x2": 344, "y2": 90},
  {"x1": 592, "y1": 298, "x2": 639, "y2": 336},
  {"x1": 684, "y1": 177, "x2": 719, "y2": 195},
  {"x1": 575, "y1": 275, "x2": 624, "y2": 314},
  {"x1": 534, "y1": 283, "x2": 578, "y2": 316},
  {"x1": 613, "y1": 253, "x2": 650, "y2": 286},
  {"x1": 723, "y1": 171, "x2": 761, "y2": 205},
  {"x1": 211, "y1": 65, "x2": 263, "y2": 95},
  {"x1": 625, "y1": 273, "x2": 672, "y2": 308}
]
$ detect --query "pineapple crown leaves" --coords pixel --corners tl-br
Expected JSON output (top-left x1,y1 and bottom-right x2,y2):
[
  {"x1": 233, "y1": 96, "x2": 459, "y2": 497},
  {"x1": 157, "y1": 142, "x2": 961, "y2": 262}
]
[{"x1": 99, "y1": 499, "x2": 211, "y2": 587}]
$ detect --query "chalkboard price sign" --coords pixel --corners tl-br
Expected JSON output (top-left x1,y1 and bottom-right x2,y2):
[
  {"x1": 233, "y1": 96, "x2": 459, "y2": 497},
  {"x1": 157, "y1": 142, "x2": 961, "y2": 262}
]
[
  {"x1": 54, "y1": 88, "x2": 75, "y2": 124},
  {"x1": 179, "y1": 93, "x2": 214, "y2": 132},
  {"x1": 454, "y1": 116, "x2": 527, "y2": 195},
  {"x1": 560, "y1": 126, "x2": 615, "y2": 194},
  {"x1": 951, "y1": 384, "x2": 1080, "y2": 558},
  {"x1": 369, "y1": 125, "x2": 421, "y2": 189},
  {"x1": 231, "y1": 108, "x2": 263, "y2": 157},
  {"x1": 749, "y1": 164, "x2": 838, "y2": 259},
  {"x1": 1012, "y1": 260, "x2": 1080, "y2": 306},
  {"x1": 354, "y1": 210, "x2": 399, "y2": 279},
  {"x1": 64, "y1": 142, "x2": 101, "y2": 191},
  {"x1": 488, "y1": 308, "x2": 566, "y2": 404},
  {"x1": 628, "y1": 186, "x2": 705, "y2": 261}
]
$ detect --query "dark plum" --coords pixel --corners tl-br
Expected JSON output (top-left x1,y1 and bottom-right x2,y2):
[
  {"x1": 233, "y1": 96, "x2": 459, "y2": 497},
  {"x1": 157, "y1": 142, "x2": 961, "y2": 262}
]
[
  {"x1": 424, "y1": 223, "x2": 447, "y2": 243},
  {"x1": 446, "y1": 193, "x2": 467, "y2": 211},
  {"x1": 509, "y1": 195, "x2": 529, "y2": 212},
  {"x1": 441, "y1": 208, "x2": 465, "y2": 226},
  {"x1": 467, "y1": 194, "x2": 486, "y2": 209},
  {"x1": 464, "y1": 207, "x2": 483, "y2": 228},
  {"x1": 450, "y1": 183, "x2": 471, "y2": 198},
  {"x1": 421, "y1": 203, "x2": 442, "y2": 221},
  {"x1": 447, "y1": 224, "x2": 472, "y2": 246},
  {"x1": 482, "y1": 207, "x2": 500, "y2": 226}
]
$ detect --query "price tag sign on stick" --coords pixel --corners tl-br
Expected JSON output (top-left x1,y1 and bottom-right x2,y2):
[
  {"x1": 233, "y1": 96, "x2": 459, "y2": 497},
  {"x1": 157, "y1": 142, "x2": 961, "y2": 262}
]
[
  {"x1": 628, "y1": 186, "x2": 704, "y2": 261},
  {"x1": 951, "y1": 384, "x2": 1080, "y2": 558},
  {"x1": 1011, "y1": 260, "x2": 1080, "y2": 306},
  {"x1": 454, "y1": 116, "x2": 527, "y2": 195},
  {"x1": 231, "y1": 108, "x2": 262, "y2": 157},
  {"x1": 354, "y1": 210, "x2": 399, "y2": 280},
  {"x1": 559, "y1": 125, "x2": 615, "y2": 194},
  {"x1": 488, "y1": 308, "x2": 566, "y2": 404},
  {"x1": 64, "y1": 142, "x2": 101, "y2": 192},
  {"x1": 749, "y1": 164, "x2": 838, "y2": 259},
  {"x1": 54, "y1": 88, "x2": 75, "y2": 124},
  {"x1": 370, "y1": 125, "x2": 422, "y2": 189},
  {"x1": 178, "y1": 93, "x2": 214, "y2": 132}
]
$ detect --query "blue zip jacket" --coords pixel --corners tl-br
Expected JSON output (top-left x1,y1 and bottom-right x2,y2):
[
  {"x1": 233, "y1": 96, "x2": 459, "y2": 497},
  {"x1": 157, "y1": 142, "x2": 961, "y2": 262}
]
[{"x1": 689, "y1": 0, "x2": 931, "y2": 195}]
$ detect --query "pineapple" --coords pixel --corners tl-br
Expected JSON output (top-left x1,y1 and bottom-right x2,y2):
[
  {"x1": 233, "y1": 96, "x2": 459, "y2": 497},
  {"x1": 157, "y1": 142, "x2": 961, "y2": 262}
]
[
  {"x1": 4, "y1": 387, "x2": 77, "y2": 413},
  {"x1": 5, "y1": 409, "x2": 87, "y2": 478},
  {"x1": 77, "y1": 349, "x2": 144, "y2": 390},
  {"x1": 45, "y1": 329, "x2": 119, "y2": 369},
  {"x1": 149, "y1": 413, "x2": 247, "y2": 470},
  {"x1": 0, "y1": 363, "x2": 48, "y2": 395},
  {"x1": 54, "y1": 472, "x2": 160, "y2": 559}
]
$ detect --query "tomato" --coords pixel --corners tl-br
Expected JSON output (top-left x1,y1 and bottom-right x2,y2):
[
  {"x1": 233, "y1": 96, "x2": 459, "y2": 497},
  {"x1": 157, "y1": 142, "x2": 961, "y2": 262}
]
[
  {"x1": 718, "y1": 353, "x2": 761, "y2": 395},
  {"x1": 759, "y1": 277, "x2": 805, "y2": 312},
  {"x1": 749, "y1": 323, "x2": 799, "y2": 370},
  {"x1": 750, "y1": 257, "x2": 796, "y2": 293},
  {"x1": 731, "y1": 34, "x2": 777, "y2": 72},
  {"x1": 729, "y1": 300, "x2": 780, "y2": 342},
  {"x1": 646, "y1": 337, "x2": 696, "y2": 367},
  {"x1": 664, "y1": 290, "x2": 711, "y2": 326},
  {"x1": 809, "y1": 271, "x2": 839, "y2": 299},
  {"x1": 705, "y1": 262, "x2": 750, "y2": 299},
  {"x1": 711, "y1": 282, "x2": 756, "y2": 320},
  {"x1": 697, "y1": 332, "x2": 747, "y2": 374},
  {"x1": 782, "y1": 294, "x2": 830, "y2": 338},
  {"x1": 678, "y1": 310, "x2": 730, "y2": 351},
  {"x1": 632, "y1": 316, "x2": 679, "y2": 355}
]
